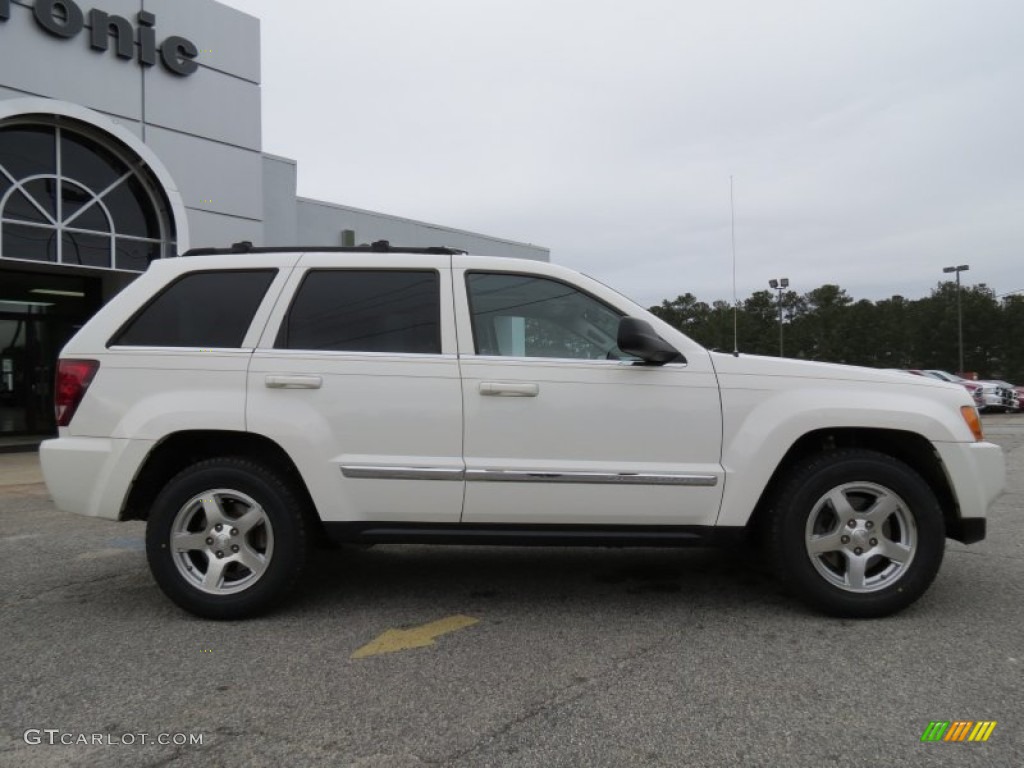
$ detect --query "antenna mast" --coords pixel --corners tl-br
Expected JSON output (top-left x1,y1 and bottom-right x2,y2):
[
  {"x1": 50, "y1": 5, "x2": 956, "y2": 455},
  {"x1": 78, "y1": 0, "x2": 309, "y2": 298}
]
[{"x1": 730, "y1": 175, "x2": 738, "y2": 356}]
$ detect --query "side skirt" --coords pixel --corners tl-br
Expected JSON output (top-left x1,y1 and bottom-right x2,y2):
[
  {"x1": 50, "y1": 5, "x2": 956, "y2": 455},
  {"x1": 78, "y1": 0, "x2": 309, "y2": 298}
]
[{"x1": 323, "y1": 522, "x2": 747, "y2": 548}]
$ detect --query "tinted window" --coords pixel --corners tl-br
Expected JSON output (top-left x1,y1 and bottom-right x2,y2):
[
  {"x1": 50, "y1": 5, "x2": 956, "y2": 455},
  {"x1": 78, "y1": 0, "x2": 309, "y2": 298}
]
[
  {"x1": 112, "y1": 270, "x2": 276, "y2": 347},
  {"x1": 0, "y1": 127, "x2": 55, "y2": 179},
  {"x1": 278, "y1": 270, "x2": 441, "y2": 354},
  {"x1": 466, "y1": 273, "x2": 623, "y2": 360}
]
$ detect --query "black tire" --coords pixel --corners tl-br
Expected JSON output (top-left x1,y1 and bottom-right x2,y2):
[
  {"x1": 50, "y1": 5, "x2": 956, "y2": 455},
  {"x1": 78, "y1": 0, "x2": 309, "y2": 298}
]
[
  {"x1": 145, "y1": 457, "x2": 309, "y2": 620},
  {"x1": 767, "y1": 449, "x2": 945, "y2": 618}
]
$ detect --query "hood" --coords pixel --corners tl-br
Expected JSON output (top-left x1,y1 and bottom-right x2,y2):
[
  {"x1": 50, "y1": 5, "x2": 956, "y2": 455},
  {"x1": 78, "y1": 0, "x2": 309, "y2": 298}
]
[{"x1": 708, "y1": 352, "x2": 963, "y2": 393}]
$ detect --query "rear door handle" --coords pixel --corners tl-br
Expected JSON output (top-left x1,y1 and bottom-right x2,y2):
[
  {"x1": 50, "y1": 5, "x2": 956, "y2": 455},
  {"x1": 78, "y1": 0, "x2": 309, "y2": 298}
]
[
  {"x1": 479, "y1": 381, "x2": 540, "y2": 397},
  {"x1": 265, "y1": 374, "x2": 322, "y2": 389}
]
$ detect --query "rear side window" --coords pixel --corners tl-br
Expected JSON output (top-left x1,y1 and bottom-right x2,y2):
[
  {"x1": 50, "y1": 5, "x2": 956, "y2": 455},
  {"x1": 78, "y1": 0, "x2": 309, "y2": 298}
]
[
  {"x1": 111, "y1": 270, "x2": 276, "y2": 348},
  {"x1": 277, "y1": 270, "x2": 440, "y2": 354}
]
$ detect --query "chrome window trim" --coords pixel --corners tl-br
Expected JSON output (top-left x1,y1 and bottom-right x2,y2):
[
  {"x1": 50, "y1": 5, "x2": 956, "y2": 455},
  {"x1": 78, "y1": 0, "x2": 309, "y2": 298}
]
[
  {"x1": 259, "y1": 349, "x2": 458, "y2": 361},
  {"x1": 459, "y1": 354, "x2": 688, "y2": 368}
]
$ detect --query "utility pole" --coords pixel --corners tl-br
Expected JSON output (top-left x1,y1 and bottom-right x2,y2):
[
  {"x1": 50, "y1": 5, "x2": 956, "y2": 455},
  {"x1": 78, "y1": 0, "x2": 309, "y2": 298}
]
[
  {"x1": 768, "y1": 278, "x2": 789, "y2": 356},
  {"x1": 942, "y1": 265, "x2": 969, "y2": 374}
]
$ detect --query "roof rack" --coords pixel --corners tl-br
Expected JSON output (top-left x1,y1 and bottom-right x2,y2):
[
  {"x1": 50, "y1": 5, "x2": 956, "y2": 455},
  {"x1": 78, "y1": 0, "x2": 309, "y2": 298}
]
[{"x1": 179, "y1": 240, "x2": 468, "y2": 257}]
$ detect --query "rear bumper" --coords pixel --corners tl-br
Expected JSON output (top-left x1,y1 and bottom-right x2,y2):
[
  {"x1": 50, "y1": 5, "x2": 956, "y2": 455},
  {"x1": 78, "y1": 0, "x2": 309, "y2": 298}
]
[
  {"x1": 934, "y1": 440, "x2": 1005, "y2": 543},
  {"x1": 40, "y1": 436, "x2": 155, "y2": 520}
]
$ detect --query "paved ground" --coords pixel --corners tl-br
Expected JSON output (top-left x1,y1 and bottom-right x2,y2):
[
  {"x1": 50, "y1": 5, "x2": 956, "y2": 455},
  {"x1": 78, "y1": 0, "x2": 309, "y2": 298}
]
[{"x1": 2, "y1": 417, "x2": 1022, "y2": 767}]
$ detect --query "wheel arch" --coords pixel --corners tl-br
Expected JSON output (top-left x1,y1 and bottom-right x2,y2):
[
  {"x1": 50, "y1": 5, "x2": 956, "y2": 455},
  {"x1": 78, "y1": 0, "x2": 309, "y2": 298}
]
[
  {"x1": 745, "y1": 427, "x2": 966, "y2": 543},
  {"x1": 122, "y1": 430, "x2": 322, "y2": 534}
]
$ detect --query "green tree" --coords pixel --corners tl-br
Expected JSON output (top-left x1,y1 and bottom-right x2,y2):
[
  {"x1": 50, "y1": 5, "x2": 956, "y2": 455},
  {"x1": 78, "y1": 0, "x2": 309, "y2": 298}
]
[{"x1": 790, "y1": 284, "x2": 853, "y2": 362}]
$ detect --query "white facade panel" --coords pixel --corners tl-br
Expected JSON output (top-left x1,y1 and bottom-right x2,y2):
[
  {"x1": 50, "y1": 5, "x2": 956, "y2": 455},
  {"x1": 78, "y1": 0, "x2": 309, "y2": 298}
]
[
  {"x1": 261, "y1": 154, "x2": 298, "y2": 246},
  {"x1": 144, "y1": 63, "x2": 260, "y2": 150},
  {"x1": 295, "y1": 198, "x2": 550, "y2": 260},
  {"x1": 145, "y1": 125, "x2": 263, "y2": 220},
  {"x1": 12, "y1": 0, "x2": 144, "y2": 19},
  {"x1": 184, "y1": 207, "x2": 262, "y2": 251},
  {"x1": 0, "y1": 2, "x2": 143, "y2": 120},
  {"x1": 144, "y1": 0, "x2": 260, "y2": 83}
]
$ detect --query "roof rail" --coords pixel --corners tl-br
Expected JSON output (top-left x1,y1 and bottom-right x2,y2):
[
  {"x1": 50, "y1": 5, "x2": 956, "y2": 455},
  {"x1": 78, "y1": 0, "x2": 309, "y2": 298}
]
[{"x1": 179, "y1": 240, "x2": 468, "y2": 257}]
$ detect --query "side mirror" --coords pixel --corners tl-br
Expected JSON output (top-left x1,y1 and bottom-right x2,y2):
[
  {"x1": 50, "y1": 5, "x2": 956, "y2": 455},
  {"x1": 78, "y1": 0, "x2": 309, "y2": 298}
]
[{"x1": 617, "y1": 317, "x2": 685, "y2": 365}]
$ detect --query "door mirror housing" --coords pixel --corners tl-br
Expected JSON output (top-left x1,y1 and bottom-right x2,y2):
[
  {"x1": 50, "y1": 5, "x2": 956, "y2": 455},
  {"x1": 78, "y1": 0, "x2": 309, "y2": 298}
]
[{"x1": 617, "y1": 318, "x2": 685, "y2": 365}]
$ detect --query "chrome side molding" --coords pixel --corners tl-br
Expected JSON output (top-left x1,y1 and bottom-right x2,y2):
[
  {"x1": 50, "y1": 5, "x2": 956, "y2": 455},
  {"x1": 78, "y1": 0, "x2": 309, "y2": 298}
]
[
  {"x1": 465, "y1": 470, "x2": 718, "y2": 486},
  {"x1": 341, "y1": 466, "x2": 464, "y2": 481},
  {"x1": 341, "y1": 465, "x2": 718, "y2": 487}
]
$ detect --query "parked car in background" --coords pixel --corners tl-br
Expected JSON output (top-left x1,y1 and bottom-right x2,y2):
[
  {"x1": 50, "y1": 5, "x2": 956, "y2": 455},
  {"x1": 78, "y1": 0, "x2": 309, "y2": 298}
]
[
  {"x1": 980, "y1": 381, "x2": 1021, "y2": 412},
  {"x1": 922, "y1": 370, "x2": 1007, "y2": 412},
  {"x1": 903, "y1": 370, "x2": 984, "y2": 408}
]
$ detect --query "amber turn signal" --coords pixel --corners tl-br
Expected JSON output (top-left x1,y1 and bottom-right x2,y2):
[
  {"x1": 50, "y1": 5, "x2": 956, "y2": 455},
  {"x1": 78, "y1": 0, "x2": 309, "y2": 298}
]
[{"x1": 960, "y1": 406, "x2": 984, "y2": 442}]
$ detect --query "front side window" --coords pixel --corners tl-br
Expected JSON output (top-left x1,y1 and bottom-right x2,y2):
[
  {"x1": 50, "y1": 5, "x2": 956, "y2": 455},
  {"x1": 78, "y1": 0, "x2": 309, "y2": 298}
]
[
  {"x1": 111, "y1": 270, "x2": 276, "y2": 347},
  {"x1": 466, "y1": 273, "x2": 623, "y2": 360},
  {"x1": 277, "y1": 270, "x2": 441, "y2": 354}
]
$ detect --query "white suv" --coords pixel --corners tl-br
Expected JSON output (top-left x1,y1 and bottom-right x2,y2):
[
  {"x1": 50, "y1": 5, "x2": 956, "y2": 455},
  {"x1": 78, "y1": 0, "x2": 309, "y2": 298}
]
[{"x1": 41, "y1": 242, "x2": 1006, "y2": 619}]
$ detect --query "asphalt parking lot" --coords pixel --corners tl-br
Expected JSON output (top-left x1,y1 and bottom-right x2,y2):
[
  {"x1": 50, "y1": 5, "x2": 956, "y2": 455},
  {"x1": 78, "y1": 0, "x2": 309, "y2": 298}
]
[{"x1": 1, "y1": 417, "x2": 1022, "y2": 768}]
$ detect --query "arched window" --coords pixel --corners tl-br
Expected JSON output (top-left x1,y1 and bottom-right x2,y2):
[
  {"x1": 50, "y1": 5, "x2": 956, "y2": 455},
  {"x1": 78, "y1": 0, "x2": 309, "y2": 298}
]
[{"x1": 0, "y1": 120, "x2": 176, "y2": 271}]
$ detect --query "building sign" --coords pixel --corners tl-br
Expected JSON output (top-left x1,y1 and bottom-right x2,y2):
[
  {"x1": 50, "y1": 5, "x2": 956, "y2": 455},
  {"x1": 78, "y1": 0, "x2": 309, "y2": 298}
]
[{"x1": 0, "y1": 0, "x2": 199, "y2": 76}]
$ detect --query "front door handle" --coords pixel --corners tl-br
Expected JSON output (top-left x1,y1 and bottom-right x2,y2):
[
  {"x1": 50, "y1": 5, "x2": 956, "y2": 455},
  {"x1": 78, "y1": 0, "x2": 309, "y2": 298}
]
[
  {"x1": 265, "y1": 374, "x2": 322, "y2": 389},
  {"x1": 479, "y1": 381, "x2": 540, "y2": 397}
]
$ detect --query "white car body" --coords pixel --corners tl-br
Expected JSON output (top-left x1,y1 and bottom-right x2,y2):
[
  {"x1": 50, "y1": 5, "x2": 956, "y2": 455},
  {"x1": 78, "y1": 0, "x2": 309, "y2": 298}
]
[{"x1": 38, "y1": 248, "x2": 1006, "y2": 617}]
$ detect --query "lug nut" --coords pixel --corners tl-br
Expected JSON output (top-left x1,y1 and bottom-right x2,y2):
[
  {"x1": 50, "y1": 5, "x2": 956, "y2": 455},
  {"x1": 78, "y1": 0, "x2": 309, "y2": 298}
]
[
  {"x1": 865, "y1": 521, "x2": 874, "y2": 529},
  {"x1": 231, "y1": 545, "x2": 239, "y2": 553},
  {"x1": 854, "y1": 547, "x2": 863, "y2": 555},
  {"x1": 870, "y1": 538, "x2": 878, "y2": 546},
  {"x1": 841, "y1": 535, "x2": 850, "y2": 544},
  {"x1": 215, "y1": 524, "x2": 223, "y2": 532},
  {"x1": 216, "y1": 551, "x2": 224, "y2": 559},
  {"x1": 206, "y1": 537, "x2": 214, "y2": 545},
  {"x1": 847, "y1": 520, "x2": 857, "y2": 528},
  {"x1": 231, "y1": 528, "x2": 238, "y2": 536}
]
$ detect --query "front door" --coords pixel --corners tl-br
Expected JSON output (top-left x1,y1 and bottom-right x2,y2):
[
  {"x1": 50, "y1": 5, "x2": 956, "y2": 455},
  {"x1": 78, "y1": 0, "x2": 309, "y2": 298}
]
[{"x1": 454, "y1": 266, "x2": 724, "y2": 527}]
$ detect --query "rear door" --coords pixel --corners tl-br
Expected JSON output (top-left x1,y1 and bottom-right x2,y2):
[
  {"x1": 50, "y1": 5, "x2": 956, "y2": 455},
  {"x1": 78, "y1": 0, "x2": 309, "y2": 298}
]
[{"x1": 247, "y1": 253, "x2": 464, "y2": 524}]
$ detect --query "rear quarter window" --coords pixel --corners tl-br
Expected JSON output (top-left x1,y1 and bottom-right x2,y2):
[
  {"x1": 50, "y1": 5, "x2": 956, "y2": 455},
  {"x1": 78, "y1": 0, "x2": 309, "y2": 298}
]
[{"x1": 109, "y1": 269, "x2": 277, "y2": 348}]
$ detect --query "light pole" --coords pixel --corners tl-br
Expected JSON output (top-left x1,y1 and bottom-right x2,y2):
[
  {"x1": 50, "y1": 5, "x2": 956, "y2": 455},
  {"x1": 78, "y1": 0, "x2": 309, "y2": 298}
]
[
  {"x1": 942, "y1": 264, "x2": 969, "y2": 374},
  {"x1": 768, "y1": 278, "x2": 789, "y2": 356}
]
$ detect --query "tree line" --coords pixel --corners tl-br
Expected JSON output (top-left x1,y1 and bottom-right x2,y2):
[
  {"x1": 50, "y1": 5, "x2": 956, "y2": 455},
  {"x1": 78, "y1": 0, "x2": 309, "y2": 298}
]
[{"x1": 649, "y1": 282, "x2": 1024, "y2": 382}]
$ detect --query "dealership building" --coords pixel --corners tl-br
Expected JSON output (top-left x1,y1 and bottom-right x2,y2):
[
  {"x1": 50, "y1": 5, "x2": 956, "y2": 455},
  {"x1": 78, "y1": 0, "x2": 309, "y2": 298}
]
[{"x1": 0, "y1": 0, "x2": 548, "y2": 438}]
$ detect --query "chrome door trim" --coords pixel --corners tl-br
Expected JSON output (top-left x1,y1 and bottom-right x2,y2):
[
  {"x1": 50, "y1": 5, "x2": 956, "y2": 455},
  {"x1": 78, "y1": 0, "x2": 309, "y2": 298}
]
[
  {"x1": 340, "y1": 466, "x2": 465, "y2": 481},
  {"x1": 340, "y1": 466, "x2": 719, "y2": 486},
  {"x1": 465, "y1": 469, "x2": 719, "y2": 486}
]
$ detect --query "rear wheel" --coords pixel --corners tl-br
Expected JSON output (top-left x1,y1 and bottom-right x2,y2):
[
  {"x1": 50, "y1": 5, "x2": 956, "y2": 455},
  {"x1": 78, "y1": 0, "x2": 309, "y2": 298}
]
[
  {"x1": 145, "y1": 458, "x2": 309, "y2": 619},
  {"x1": 768, "y1": 449, "x2": 945, "y2": 618}
]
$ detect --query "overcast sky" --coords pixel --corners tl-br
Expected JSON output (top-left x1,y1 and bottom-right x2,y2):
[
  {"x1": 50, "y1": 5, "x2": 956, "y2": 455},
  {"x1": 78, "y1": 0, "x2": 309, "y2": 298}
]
[{"x1": 219, "y1": 0, "x2": 1022, "y2": 307}]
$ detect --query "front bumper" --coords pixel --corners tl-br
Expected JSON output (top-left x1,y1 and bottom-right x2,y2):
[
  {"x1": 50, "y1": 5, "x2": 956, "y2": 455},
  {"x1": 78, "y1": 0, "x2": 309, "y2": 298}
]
[{"x1": 934, "y1": 440, "x2": 1005, "y2": 543}]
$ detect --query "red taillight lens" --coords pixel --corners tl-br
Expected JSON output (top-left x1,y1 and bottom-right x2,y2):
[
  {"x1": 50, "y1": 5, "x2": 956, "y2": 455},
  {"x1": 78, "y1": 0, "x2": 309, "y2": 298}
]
[{"x1": 55, "y1": 359, "x2": 99, "y2": 427}]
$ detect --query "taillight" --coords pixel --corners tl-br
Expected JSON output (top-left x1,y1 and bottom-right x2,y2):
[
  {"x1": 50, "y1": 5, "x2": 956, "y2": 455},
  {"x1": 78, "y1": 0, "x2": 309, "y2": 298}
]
[{"x1": 55, "y1": 359, "x2": 99, "y2": 427}]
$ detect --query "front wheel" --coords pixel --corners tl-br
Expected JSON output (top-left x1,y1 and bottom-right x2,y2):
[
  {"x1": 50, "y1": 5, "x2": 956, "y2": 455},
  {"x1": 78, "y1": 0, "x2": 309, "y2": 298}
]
[
  {"x1": 145, "y1": 458, "x2": 309, "y2": 619},
  {"x1": 768, "y1": 449, "x2": 946, "y2": 618}
]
